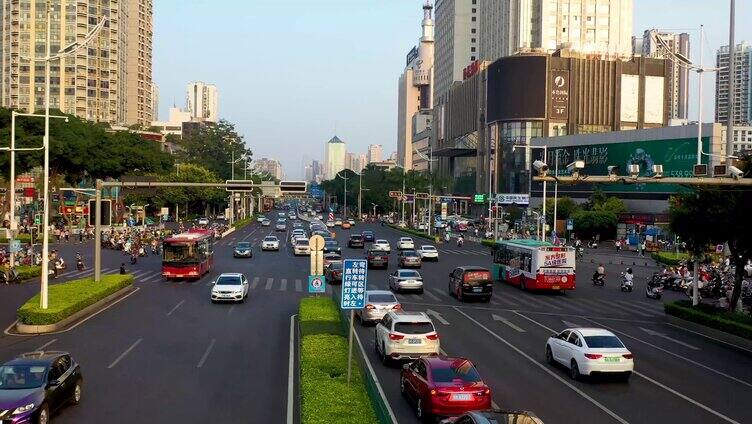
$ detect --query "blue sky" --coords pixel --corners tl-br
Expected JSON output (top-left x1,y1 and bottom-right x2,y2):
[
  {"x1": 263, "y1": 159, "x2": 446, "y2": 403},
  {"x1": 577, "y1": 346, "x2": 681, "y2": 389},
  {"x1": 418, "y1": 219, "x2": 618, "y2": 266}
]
[{"x1": 154, "y1": 0, "x2": 751, "y2": 179}]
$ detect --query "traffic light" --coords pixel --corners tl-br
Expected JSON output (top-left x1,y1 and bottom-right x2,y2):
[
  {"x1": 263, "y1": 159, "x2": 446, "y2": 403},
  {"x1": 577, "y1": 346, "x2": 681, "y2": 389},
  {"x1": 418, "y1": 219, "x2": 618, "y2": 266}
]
[
  {"x1": 280, "y1": 181, "x2": 307, "y2": 193},
  {"x1": 88, "y1": 199, "x2": 112, "y2": 226}
]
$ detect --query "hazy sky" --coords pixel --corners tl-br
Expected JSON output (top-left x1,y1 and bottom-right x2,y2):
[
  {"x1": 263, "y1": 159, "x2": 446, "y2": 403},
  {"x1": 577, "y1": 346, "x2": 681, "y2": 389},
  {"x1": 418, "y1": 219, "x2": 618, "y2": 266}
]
[{"x1": 153, "y1": 0, "x2": 751, "y2": 179}]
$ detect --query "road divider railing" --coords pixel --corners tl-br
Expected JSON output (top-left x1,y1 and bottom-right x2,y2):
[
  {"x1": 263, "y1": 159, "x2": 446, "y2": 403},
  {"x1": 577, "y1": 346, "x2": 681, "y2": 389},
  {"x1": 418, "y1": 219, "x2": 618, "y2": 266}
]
[
  {"x1": 15, "y1": 274, "x2": 134, "y2": 333},
  {"x1": 665, "y1": 300, "x2": 752, "y2": 340},
  {"x1": 298, "y1": 297, "x2": 382, "y2": 424}
]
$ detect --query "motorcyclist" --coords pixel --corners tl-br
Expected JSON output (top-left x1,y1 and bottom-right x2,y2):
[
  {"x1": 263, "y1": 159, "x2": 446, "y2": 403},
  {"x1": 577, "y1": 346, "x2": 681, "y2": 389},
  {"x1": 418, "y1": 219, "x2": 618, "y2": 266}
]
[
  {"x1": 120, "y1": 263, "x2": 127, "y2": 275},
  {"x1": 75, "y1": 252, "x2": 85, "y2": 271},
  {"x1": 623, "y1": 267, "x2": 634, "y2": 284},
  {"x1": 593, "y1": 264, "x2": 605, "y2": 284},
  {"x1": 457, "y1": 234, "x2": 464, "y2": 247}
]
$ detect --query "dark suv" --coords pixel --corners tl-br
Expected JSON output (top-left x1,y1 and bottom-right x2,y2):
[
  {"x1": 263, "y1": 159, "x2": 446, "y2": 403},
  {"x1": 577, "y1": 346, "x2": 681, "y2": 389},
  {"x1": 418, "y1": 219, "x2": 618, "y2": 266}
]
[
  {"x1": 366, "y1": 249, "x2": 389, "y2": 269},
  {"x1": 448, "y1": 266, "x2": 493, "y2": 302},
  {"x1": 362, "y1": 231, "x2": 375, "y2": 242},
  {"x1": 348, "y1": 234, "x2": 365, "y2": 248}
]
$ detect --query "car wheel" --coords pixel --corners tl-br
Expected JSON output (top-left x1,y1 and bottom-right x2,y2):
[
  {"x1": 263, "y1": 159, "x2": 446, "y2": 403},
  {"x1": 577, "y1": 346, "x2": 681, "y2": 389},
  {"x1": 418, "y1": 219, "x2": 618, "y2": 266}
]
[
  {"x1": 620, "y1": 371, "x2": 632, "y2": 382},
  {"x1": 37, "y1": 403, "x2": 50, "y2": 424},
  {"x1": 448, "y1": 283, "x2": 453, "y2": 297},
  {"x1": 416, "y1": 398, "x2": 431, "y2": 422},
  {"x1": 418, "y1": 289, "x2": 424, "y2": 295},
  {"x1": 457, "y1": 287, "x2": 463, "y2": 302},
  {"x1": 380, "y1": 343, "x2": 390, "y2": 365},
  {"x1": 400, "y1": 376, "x2": 407, "y2": 396},
  {"x1": 545, "y1": 346, "x2": 554, "y2": 365},
  {"x1": 570, "y1": 360, "x2": 581, "y2": 380},
  {"x1": 520, "y1": 280, "x2": 527, "y2": 291},
  {"x1": 71, "y1": 378, "x2": 83, "y2": 405}
]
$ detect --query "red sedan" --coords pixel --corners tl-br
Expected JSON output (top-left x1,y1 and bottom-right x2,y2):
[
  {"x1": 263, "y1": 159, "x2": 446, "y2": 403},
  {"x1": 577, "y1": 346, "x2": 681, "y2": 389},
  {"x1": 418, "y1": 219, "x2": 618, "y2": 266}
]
[{"x1": 400, "y1": 357, "x2": 492, "y2": 421}]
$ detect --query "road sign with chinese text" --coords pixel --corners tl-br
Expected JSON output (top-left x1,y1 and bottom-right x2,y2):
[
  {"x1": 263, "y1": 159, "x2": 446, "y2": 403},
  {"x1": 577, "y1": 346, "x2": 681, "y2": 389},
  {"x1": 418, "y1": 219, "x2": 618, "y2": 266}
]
[{"x1": 341, "y1": 259, "x2": 368, "y2": 309}]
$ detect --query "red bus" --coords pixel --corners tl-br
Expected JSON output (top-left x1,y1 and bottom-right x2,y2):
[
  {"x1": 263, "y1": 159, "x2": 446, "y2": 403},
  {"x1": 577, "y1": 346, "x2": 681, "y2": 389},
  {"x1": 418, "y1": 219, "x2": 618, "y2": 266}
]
[
  {"x1": 162, "y1": 229, "x2": 214, "y2": 279},
  {"x1": 492, "y1": 239, "x2": 576, "y2": 291}
]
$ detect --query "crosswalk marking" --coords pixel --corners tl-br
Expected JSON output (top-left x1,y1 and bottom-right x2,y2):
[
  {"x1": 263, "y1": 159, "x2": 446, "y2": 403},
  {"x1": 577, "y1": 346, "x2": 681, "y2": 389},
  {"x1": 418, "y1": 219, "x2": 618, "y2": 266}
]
[
  {"x1": 295, "y1": 279, "x2": 302, "y2": 292},
  {"x1": 280, "y1": 279, "x2": 287, "y2": 291},
  {"x1": 594, "y1": 299, "x2": 655, "y2": 317},
  {"x1": 621, "y1": 300, "x2": 663, "y2": 314},
  {"x1": 493, "y1": 294, "x2": 518, "y2": 307},
  {"x1": 505, "y1": 294, "x2": 539, "y2": 308},
  {"x1": 251, "y1": 277, "x2": 260, "y2": 289},
  {"x1": 265, "y1": 278, "x2": 273, "y2": 290},
  {"x1": 577, "y1": 298, "x2": 622, "y2": 315},
  {"x1": 520, "y1": 294, "x2": 563, "y2": 311},
  {"x1": 423, "y1": 289, "x2": 441, "y2": 302}
]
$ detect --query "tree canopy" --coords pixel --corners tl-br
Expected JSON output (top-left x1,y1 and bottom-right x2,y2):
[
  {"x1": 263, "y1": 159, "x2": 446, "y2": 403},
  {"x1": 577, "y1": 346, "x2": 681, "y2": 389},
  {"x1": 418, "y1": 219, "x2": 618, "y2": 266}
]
[{"x1": 176, "y1": 119, "x2": 251, "y2": 181}]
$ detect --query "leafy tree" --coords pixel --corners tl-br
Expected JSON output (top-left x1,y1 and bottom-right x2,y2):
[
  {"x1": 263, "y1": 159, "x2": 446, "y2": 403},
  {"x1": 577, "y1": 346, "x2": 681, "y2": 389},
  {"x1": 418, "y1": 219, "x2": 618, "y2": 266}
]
[
  {"x1": 544, "y1": 196, "x2": 581, "y2": 222},
  {"x1": 177, "y1": 120, "x2": 251, "y2": 181},
  {"x1": 572, "y1": 210, "x2": 617, "y2": 240}
]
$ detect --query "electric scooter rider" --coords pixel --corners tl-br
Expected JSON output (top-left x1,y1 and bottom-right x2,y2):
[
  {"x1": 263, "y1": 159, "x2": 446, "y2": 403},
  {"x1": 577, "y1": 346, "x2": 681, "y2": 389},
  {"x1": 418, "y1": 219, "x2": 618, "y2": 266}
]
[
  {"x1": 621, "y1": 267, "x2": 634, "y2": 291},
  {"x1": 75, "y1": 252, "x2": 85, "y2": 271},
  {"x1": 593, "y1": 263, "x2": 605, "y2": 285},
  {"x1": 457, "y1": 234, "x2": 464, "y2": 247}
]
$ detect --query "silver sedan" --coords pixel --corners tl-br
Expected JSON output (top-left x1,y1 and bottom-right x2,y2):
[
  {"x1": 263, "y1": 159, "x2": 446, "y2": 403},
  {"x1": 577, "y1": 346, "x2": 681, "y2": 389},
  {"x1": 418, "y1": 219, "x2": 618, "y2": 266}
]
[{"x1": 388, "y1": 269, "x2": 424, "y2": 294}]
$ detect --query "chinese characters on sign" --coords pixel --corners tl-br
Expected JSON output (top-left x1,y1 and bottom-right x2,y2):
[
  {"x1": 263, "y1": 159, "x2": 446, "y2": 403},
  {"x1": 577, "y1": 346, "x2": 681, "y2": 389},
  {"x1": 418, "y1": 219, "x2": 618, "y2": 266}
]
[
  {"x1": 549, "y1": 70, "x2": 569, "y2": 119},
  {"x1": 543, "y1": 252, "x2": 568, "y2": 267},
  {"x1": 341, "y1": 259, "x2": 368, "y2": 309},
  {"x1": 495, "y1": 193, "x2": 530, "y2": 206}
]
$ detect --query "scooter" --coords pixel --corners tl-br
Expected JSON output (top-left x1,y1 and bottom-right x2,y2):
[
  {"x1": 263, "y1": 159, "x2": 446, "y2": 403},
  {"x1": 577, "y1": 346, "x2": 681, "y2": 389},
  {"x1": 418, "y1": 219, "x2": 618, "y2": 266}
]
[
  {"x1": 592, "y1": 273, "x2": 605, "y2": 287},
  {"x1": 645, "y1": 281, "x2": 663, "y2": 299},
  {"x1": 76, "y1": 259, "x2": 85, "y2": 271},
  {"x1": 457, "y1": 237, "x2": 464, "y2": 248},
  {"x1": 0, "y1": 268, "x2": 19, "y2": 284},
  {"x1": 130, "y1": 254, "x2": 138, "y2": 265},
  {"x1": 620, "y1": 272, "x2": 634, "y2": 292}
]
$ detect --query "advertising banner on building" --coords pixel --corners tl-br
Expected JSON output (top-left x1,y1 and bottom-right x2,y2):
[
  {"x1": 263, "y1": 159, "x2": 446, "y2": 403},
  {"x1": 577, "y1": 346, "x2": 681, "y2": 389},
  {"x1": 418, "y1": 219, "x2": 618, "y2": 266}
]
[{"x1": 549, "y1": 70, "x2": 569, "y2": 120}]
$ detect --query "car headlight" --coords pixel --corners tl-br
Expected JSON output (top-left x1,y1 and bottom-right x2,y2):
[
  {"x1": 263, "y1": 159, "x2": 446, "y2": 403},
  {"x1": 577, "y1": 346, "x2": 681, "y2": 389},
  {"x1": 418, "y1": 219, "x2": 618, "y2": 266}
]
[{"x1": 13, "y1": 403, "x2": 35, "y2": 415}]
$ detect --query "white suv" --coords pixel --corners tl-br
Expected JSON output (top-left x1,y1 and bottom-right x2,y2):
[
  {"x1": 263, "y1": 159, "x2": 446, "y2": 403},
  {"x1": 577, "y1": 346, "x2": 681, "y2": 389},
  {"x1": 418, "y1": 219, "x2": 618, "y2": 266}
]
[
  {"x1": 397, "y1": 237, "x2": 414, "y2": 250},
  {"x1": 374, "y1": 311, "x2": 440, "y2": 364},
  {"x1": 372, "y1": 239, "x2": 391, "y2": 252},
  {"x1": 293, "y1": 238, "x2": 310, "y2": 256}
]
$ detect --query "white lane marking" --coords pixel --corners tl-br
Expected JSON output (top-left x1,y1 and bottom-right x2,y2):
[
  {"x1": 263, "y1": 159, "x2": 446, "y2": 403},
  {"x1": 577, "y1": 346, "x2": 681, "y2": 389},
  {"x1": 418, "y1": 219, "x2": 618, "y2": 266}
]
[
  {"x1": 251, "y1": 277, "x2": 260, "y2": 289},
  {"x1": 506, "y1": 294, "x2": 540, "y2": 309},
  {"x1": 287, "y1": 315, "x2": 296, "y2": 424},
  {"x1": 166, "y1": 299, "x2": 185, "y2": 316},
  {"x1": 492, "y1": 401, "x2": 501, "y2": 409},
  {"x1": 34, "y1": 338, "x2": 57, "y2": 352},
  {"x1": 617, "y1": 300, "x2": 663, "y2": 315},
  {"x1": 295, "y1": 279, "x2": 302, "y2": 292},
  {"x1": 519, "y1": 312, "x2": 744, "y2": 423},
  {"x1": 455, "y1": 308, "x2": 629, "y2": 424},
  {"x1": 280, "y1": 279, "x2": 288, "y2": 291},
  {"x1": 265, "y1": 278, "x2": 274, "y2": 290},
  {"x1": 593, "y1": 299, "x2": 655, "y2": 317},
  {"x1": 562, "y1": 320, "x2": 585, "y2": 328},
  {"x1": 423, "y1": 289, "x2": 441, "y2": 302},
  {"x1": 521, "y1": 294, "x2": 563, "y2": 310},
  {"x1": 130, "y1": 270, "x2": 147, "y2": 278},
  {"x1": 144, "y1": 273, "x2": 162, "y2": 283},
  {"x1": 196, "y1": 338, "x2": 217, "y2": 368},
  {"x1": 664, "y1": 322, "x2": 752, "y2": 355},
  {"x1": 584, "y1": 318, "x2": 752, "y2": 389},
  {"x1": 639, "y1": 327, "x2": 700, "y2": 351},
  {"x1": 426, "y1": 309, "x2": 450, "y2": 325},
  {"x1": 633, "y1": 371, "x2": 741, "y2": 424},
  {"x1": 576, "y1": 298, "x2": 622, "y2": 315},
  {"x1": 493, "y1": 294, "x2": 519, "y2": 307},
  {"x1": 108, "y1": 338, "x2": 143, "y2": 369},
  {"x1": 492, "y1": 314, "x2": 526, "y2": 332}
]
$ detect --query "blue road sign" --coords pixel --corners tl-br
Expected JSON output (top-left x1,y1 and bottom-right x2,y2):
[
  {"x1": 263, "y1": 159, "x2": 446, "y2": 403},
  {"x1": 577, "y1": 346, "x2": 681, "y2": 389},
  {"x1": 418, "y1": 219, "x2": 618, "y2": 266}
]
[
  {"x1": 308, "y1": 275, "x2": 326, "y2": 294},
  {"x1": 8, "y1": 239, "x2": 21, "y2": 253},
  {"x1": 341, "y1": 259, "x2": 368, "y2": 309},
  {"x1": 566, "y1": 219, "x2": 574, "y2": 231}
]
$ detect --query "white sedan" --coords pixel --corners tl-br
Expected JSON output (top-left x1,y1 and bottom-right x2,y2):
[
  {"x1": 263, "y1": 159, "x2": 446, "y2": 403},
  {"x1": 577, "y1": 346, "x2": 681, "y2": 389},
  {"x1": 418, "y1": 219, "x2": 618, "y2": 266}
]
[
  {"x1": 372, "y1": 239, "x2": 391, "y2": 252},
  {"x1": 211, "y1": 273, "x2": 249, "y2": 303},
  {"x1": 417, "y1": 245, "x2": 439, "y2": 261},
  {"x1": 326, "y1": 221, "x2": 336, "y2": 228},
  {"x1": 261, "y1": 236, "x2": 280, "y2": 251},
  {"x1": 546, "y1": 328, "x2": 634, "y2": 381},
  {"x1": 397, "y1": 237, "x2": 415, "y2": 250}
]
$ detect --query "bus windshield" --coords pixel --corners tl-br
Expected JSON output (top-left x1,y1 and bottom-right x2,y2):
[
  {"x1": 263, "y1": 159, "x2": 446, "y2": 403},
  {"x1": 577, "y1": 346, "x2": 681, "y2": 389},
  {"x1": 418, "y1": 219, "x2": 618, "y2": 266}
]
[{"x1": 163, "y1": 243, "x2": 199, "y2": 264}]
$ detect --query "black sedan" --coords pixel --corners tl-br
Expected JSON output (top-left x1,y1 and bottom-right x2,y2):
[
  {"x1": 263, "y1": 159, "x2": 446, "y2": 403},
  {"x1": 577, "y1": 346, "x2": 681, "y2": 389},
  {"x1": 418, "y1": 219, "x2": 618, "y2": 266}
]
[
  {"x1": 348, "y1": 234, "x2": 365, "y2": 248},
  {"x1": 325, "y1": 262, "x2": 343, "y2": 284},
  {"x1": 362, "y1": 231, "x2": 375, "y2": 242},
  {"x1": 233, "y1": 241, "x2": 253, "y2": 258},
  {"x1": 366, "y1": 249, "x2": 389, "y2": 269},
  {"x1": 323, "y1": 240, "x2": 341, "y2": 255},
  {"x1": 0, "y1": 351, "x2": 83, "y2": 424}
]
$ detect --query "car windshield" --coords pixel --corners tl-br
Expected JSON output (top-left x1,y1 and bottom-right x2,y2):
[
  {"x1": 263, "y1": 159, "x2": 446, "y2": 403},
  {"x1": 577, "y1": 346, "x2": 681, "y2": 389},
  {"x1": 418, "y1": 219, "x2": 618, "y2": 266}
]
[
  {"x1": 395, "y1": 322, "x2": 434, "y2": 334},
  {"x1": 376, "y1": 240, "x2": 388, "y2": 244},
  {"x1": 236, "y1": 242, "x2": 251, "y2": 249},
  {"x1": 351, "y1": 235, "x2": 363, "y2": 240},
  {"x1": 399, "y1": 270, "x2": 421, "y2": 278},
  {"x1": 163, "y1": 243, "x2": 199, "y2": 264},
  {"x1": 0, "y1": 365, "x2": 47, "y2": 389},
  {"x1": 325, "y1": 241, "x2": 339, "y2": 247},
  {"x1": 431, "y1": 360, "x2": 482, "y2": 383},
  {"x1": 329, "y1": 262, "x2": 343, "y2": 270},
  {"x1": 296, "y1": 239, "x2": 309, "y2": 246},
  {"x1": 216, "y1": 275, "x2": 242, "y2": 285},
  {"x1": 263, "y1": 237, "x2": 277, "y2": 242},
  {"x1": 402, "y1": 251, "x2": 419, "y2": 257},
  {"x1": 363, "y1": 232, "x2": 373, "y2": 236},
  {"x1": 401, "y1": 238, "x2": 412, "y2": 242},
  {"x1": 368, "y1": 294, "x2": 396, "y2": 303},
  {"x1": 584, "y1": 335, "x2": 624, "y2": 348},
  {"x1": 421, "y1": 246, "x2": 436, "y2": 251}
]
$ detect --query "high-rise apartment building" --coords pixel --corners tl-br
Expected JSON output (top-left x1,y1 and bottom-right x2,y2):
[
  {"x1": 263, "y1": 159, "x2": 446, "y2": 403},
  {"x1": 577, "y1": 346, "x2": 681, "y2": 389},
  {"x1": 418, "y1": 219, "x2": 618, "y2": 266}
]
[
  {"x1": 479, "y1": 0, "x2": 633, "y2": 63},
  {"x1": 433, "y1": 0, "x2": 476, "y2": 104},
  {"x1": 0, "y1": 0, "x2": 131, "y2": 123},
  {"x1": 634, "y1": 30, "x2": 689, "y2": 120},
  {"x1": 398, "y1": 1, "x2": 435, "y2": 170},
  {"x1": 324, "y1": 135, "x2": 346, "y2": 180},
  {"x1": 716, "y1": 42, "x2": 752, "y2": 126},
  {"x1": 125, "y1": 0, "x2": 153, "y2": 126},
  {"x1": 150, "y1": 82, "x2": 159, "y2": 120},
  {"x1": 254, "y1": 158, "x2": 284, "y2": 180},
  {"x1": 186, "y1": 81, "x2": 219, "y2": 122},
  {"x1": 367, "y1": 144, "x2": 383, "y2": 163}
]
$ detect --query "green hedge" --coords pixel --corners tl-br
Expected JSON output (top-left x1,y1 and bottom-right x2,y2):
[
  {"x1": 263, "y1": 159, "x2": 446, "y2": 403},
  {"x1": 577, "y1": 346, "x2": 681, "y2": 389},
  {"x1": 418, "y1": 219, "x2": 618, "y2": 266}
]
[
  {"x1": 0, "y1": 233, "x2": 41, "y2": 244},
  {"x1": 651, "y1": 251, "x2": 691, "y2": 265},
  {"x1": 665, "y1": 300, "x2": 752, "y2": 340},
  {"x1": 299, "y1": 297, "x2": 378, "y2": 424},
  {"x1": 232, "y1": 217, "x2": 254, "y2": 229},
  {"x1": 16, "y1": 265, "x2": 41, "y2": 281},
  {"x1": 481, "y1": 239, "x2": 495, "y2": 247},
  {"x1": 17, "y1": 274, "x2": 134, "y2": 325},
  {"x1": 387, "y1": 225, "x2": 436, "y2": 242}
]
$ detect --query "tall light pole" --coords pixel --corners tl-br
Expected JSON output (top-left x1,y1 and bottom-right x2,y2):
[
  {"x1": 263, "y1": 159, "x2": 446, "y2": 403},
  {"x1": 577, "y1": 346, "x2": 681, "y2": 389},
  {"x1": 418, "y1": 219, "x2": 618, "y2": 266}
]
[{"x1": 336, "y1": 171, "x2": 348, "y2": 218}]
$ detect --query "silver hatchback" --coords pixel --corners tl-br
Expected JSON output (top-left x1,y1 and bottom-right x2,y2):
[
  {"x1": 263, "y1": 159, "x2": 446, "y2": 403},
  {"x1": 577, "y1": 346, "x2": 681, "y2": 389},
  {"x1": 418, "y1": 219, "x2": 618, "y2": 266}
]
[{"x1": 357, "y1": 290, "x2": 401, "y2": 325}]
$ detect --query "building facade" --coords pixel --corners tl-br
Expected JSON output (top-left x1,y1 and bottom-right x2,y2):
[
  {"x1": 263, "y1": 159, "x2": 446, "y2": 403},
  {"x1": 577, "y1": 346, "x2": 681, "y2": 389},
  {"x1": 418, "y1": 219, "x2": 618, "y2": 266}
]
[
  {"x1": 150, "y1": 82, "x2": 159, "y2": 120},
  {"x1": 479, "y1": 0, "x2": 633, "y2": 63},
  {"x1": 0, "y1": 0, "x2": 131, "y2": 124},
  {"x1": 151, "y1": 107, "x2": 191, "y2": 137},
  {"x1": 433, "y1": 0, "x2": 476, "y2": 105},
  {"x1": 633, "y1": 29, "x2": 689, "y2": 120},
  {"x1": 721, "y1": 125, "x2": 752, "y2": 154},
  {"x1": 125, "y1": 0, "x2": 153, "y2": 126},
  {"x1": 397, "y1": 1, "x2": 435, "y2": 170},
  {"x1": 324, "y1": 135, "x2": 346, "y2": 180},
  {"x1": 715, "y1": 42, "x2": 752, "y2": 126},
  {"x1": 367, "y1": 144, "x2": 383, "y2": 163},
  {"x1": 186, "y1": 81, "x2": 219, "y2": 122}
]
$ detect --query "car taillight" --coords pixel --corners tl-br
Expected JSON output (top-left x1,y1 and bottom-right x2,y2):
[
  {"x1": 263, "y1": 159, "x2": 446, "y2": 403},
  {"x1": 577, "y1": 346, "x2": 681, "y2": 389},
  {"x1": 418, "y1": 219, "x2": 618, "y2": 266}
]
[
  {"x1": 623, "y1": 353, "x2": 634, "y2": 359},
  {"x1": 584, "y1": 353, "x2": 602, "y2": 360},
  {"x1": 430, "y1": 389, "x2": 437, "y2": 396},
  {"x1": 389, "y1": 333, "x2": 404, "y2": 340},
  {"x1": 425, "y1": 333, "x2": 439, "y2": 341},
  {"x1": 392, "y1": 304, "x2": 402, "y2": 310},
  {"x1": 365, "y1": 304, "x2": 376, "y2": 310}
]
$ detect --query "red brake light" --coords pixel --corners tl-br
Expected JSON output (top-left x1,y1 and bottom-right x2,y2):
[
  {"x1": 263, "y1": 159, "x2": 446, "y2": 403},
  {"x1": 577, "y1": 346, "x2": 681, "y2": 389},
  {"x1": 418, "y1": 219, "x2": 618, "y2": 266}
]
[
  {"x1": 584, "y1": 353, "x2": 602, "y2": 360},
  {"x1": 425, "y1": 333, "x2": 439, "y2": 340},
  {"x1": 389, "y1": 333, "x2": 404, "y2": 340},
  {"x1": 392, "y1": 304, "x2": 402, "y2": 310},
  {"x1": 484, "y1": 388, "x2": 491, "y2": 395},
  {"x1": 365, "y1": 304, "x2": 376, "y2": 310},
  {"x1": 623, "y1": 353, "x2": 634, "y2": 359}
]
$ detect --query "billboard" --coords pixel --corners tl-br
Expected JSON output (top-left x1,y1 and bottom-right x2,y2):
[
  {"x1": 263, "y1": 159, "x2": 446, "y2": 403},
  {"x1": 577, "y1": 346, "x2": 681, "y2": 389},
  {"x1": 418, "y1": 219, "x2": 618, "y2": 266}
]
[
  {"x1": 487, "y1": 56, "x2": 547, "y2": 123},
  {"x1": 549, "y1": 70, "x2": 569, "y2": 120},
  {"x1": 620, "y1": 75, "x2": 639, "y2": 122}
]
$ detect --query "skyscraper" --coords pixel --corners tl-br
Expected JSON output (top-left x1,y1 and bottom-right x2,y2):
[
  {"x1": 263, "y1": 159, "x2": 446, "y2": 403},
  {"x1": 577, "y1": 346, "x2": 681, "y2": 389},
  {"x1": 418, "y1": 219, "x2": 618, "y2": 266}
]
[
  {"x1": 433, "y1": 0, "x2": 476, "y2": 105},
  {"x1": 0, "y1": 0, "x2": 129, "y2": 123},
  {"x1": 324, "y1": 135, "x2": 346, "y2": 180},
  {"x1": 125, "y1": 0, "x2": 154, "y2": 126},
  {"x1": 398, "y1": 1, "x2": 435, "y2": 170},
  {"x1": 634, "y1": 30, "x2": 690, "y2": 120},
  {"x1": 716, "y1": 42, "x2": 751, "y2": 126},
  {"x1": 367, "y1": 144, "x2": 383, "y2": 163},
  {"x1": 151, "y1": 83, "x2": 159, "y2": 121},
  {"x1": 186, "y1": 81, "x2": 219, "y2": 122},
  {"x1": 479, "y1": 0, "x2": 633, "y2": 63}
]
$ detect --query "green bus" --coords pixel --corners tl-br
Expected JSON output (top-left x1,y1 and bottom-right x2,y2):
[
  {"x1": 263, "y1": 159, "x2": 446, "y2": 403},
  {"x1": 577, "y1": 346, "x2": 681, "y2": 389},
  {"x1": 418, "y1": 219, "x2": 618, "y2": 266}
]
[{"x1": 492, "y1": 239, "x2": 576, "y2": 291}]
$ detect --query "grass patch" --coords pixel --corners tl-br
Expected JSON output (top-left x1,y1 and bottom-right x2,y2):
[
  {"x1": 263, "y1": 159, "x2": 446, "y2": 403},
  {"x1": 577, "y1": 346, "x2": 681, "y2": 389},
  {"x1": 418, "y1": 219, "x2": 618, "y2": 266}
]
[
  {"x1": 387, "y1": 225, "x2": 436, "y2": 241},
  {"x1": 299, "y1": 298, "x2": 378, "y2": 424},
  {"x1": 17, "y1": 274, "x2": 134, "y2": 325},
  {"x1": 231, "y1": 217, "x2": 254, "y2": 229},
  {"x1": 665, "y1": 300, "x2": 752, "y2": 340},
  {"x1": 651, "y1": 251, "x2": 690, "y2": 265}
]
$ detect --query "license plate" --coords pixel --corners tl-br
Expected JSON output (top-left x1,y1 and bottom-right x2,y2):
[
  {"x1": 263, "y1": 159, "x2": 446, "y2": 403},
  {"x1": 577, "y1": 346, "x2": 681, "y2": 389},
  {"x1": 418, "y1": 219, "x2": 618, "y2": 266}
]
[
  {"x1": 605, "y1": 356, "x2": 621, "y2": 363},
  {"x1": 551, "y1": 285, "x2": 560, "y2": 290},
  {"x1": 473, "y1": 287, "x2": 482, "y2": 292},
  {"x1": 450, "y1": 393, "x2": 472, "y2": 401},
  {"x1": 408, "y1": 338, "x2": 421, "y2": 345}
]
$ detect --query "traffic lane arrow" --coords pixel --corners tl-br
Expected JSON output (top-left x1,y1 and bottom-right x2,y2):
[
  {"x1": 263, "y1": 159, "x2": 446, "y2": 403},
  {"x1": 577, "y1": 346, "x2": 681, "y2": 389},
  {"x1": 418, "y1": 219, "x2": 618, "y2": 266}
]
[
  {"x1": 426, "y1": 309, "x2": 450, "y2": 325},
  {"x1": 492, "y1": 314, "x2": 526, "y2": 332},
  {"x1": 640, "y1": 327, "x2": 700, "y2": 351}
]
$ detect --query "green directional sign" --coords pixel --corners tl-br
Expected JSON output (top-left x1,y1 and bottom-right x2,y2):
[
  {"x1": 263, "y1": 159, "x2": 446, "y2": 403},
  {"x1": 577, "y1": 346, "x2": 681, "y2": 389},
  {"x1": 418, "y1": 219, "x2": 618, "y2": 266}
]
[{"x1": 473, "y1": 194, "x2": 487, "y2": 204}]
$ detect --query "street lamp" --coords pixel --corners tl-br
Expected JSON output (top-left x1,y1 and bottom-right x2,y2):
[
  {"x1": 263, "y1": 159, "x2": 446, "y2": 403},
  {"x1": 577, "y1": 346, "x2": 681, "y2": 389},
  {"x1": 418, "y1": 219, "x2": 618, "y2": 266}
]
[
  {"x1": 25, "y1": 2, "x2": 106, "y2": 309},
  {"x1": 513, "y1": 145, "x2": 548, "y2": 241},
  {"x1": 335, "y1": 171, "x2": 349, "y2": 219},
  {"x1": 413, "y1": 145, "x2": 438, "y2": 236}
]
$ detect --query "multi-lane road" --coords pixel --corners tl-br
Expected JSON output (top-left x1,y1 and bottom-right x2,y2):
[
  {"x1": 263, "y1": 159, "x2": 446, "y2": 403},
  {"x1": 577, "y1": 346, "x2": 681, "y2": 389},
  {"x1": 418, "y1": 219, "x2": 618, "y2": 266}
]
[{"x1": 0, "y1": 214, "x2": 750, "y2": 423}]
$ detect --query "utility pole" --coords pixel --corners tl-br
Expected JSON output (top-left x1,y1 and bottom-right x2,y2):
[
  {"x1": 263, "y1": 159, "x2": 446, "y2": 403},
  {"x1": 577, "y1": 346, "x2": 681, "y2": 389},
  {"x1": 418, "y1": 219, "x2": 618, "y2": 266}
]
[{"x1": 40, "y1": 0, "x2": 52, "y2": 308}]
